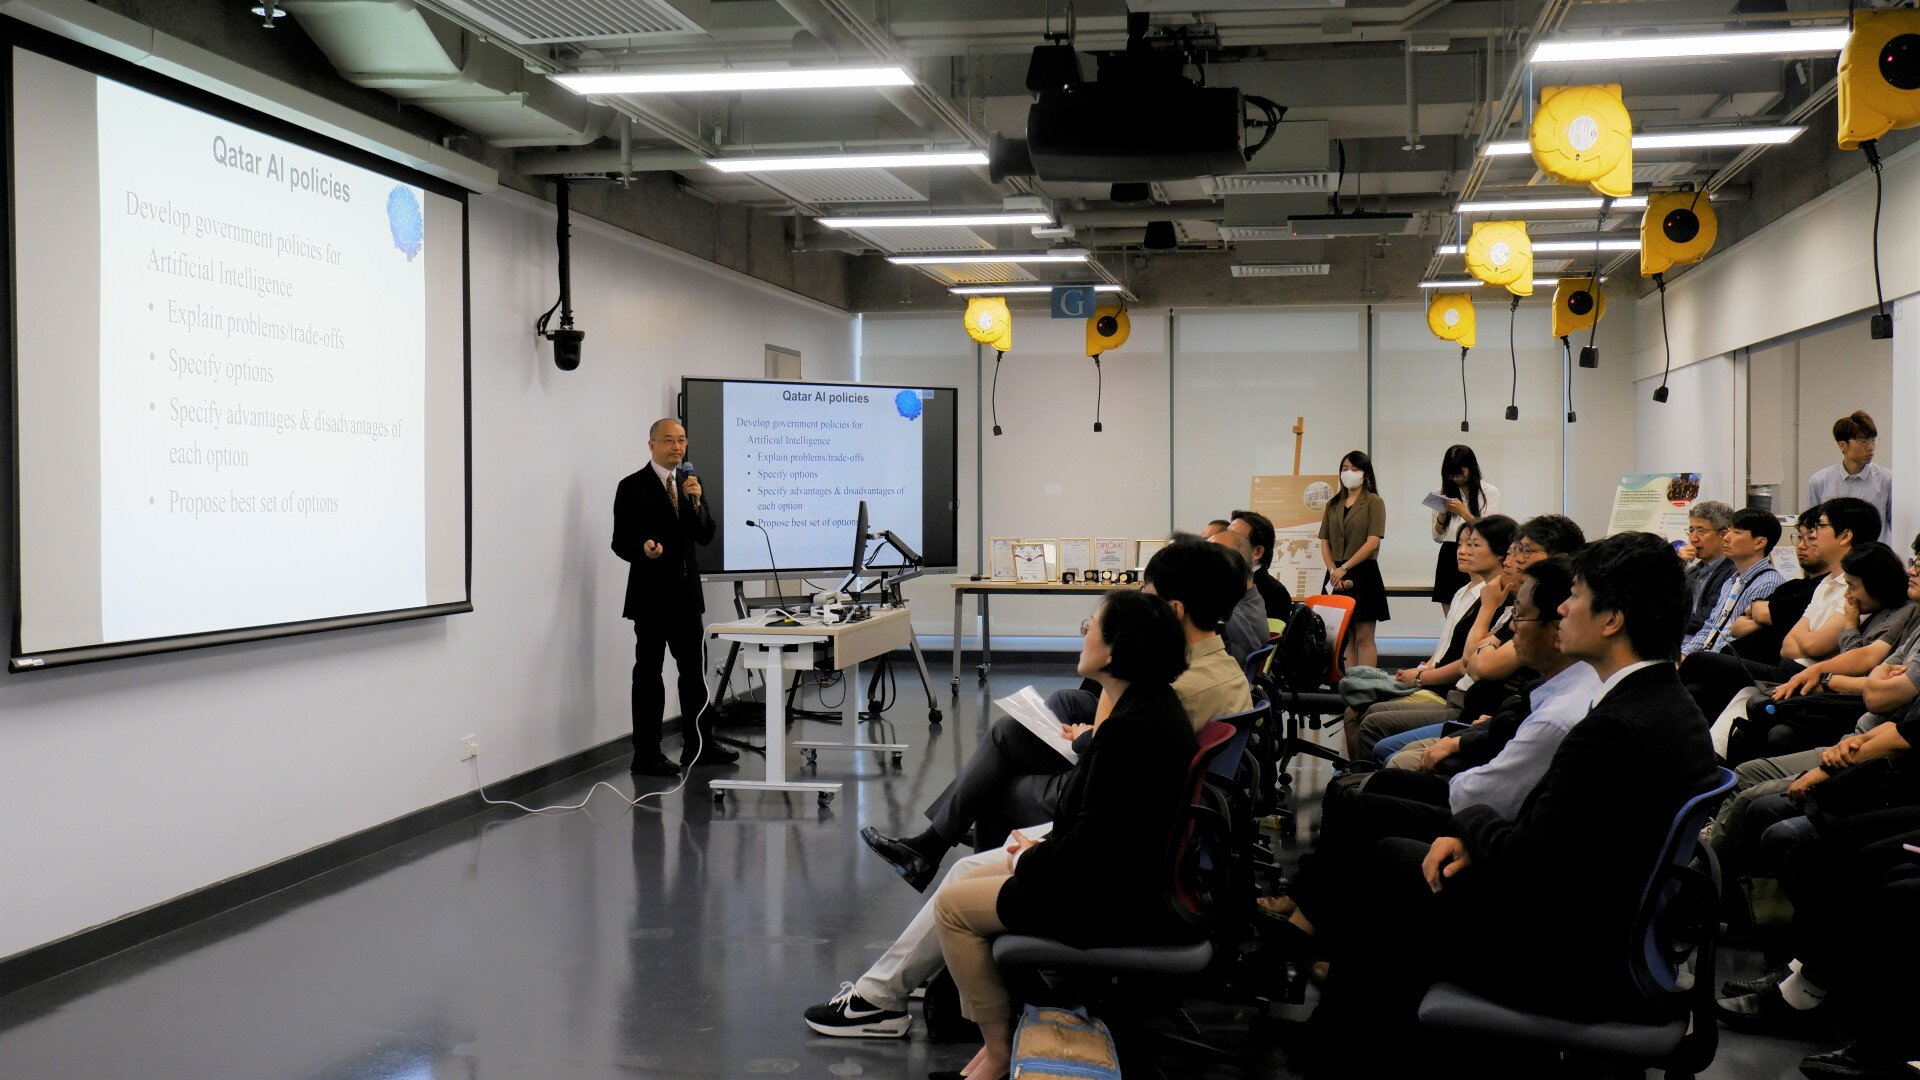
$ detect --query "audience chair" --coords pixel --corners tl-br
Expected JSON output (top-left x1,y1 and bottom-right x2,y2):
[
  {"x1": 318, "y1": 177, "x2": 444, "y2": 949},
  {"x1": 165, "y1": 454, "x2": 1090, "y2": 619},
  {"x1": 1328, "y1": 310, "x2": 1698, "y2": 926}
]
[
  {"x1": 1416, "y1": 767, "x2": 1739, "y2": 1080},
  {"x1": 990, "y1": 721, "x2": 1243, "y2": 1077},
  {"x1": 1274, "y1": 594, "x2": 1355, "y2": 782}
]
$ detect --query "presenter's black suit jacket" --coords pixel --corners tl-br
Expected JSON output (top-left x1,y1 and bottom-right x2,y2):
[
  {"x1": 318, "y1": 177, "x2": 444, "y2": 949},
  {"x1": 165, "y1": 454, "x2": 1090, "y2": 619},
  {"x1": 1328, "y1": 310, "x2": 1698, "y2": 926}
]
[{"x1": 612, "y1": 466, "x2": 717, "y2": 619}]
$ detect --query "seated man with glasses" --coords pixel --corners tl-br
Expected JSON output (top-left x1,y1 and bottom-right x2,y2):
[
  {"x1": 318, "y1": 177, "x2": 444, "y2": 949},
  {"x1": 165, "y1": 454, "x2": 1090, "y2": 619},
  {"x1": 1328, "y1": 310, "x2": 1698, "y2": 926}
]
[
  {"x1": 1681, "y1": 497, "x2": 1881, "y2": 721},
  {"x1": 1680, "y1": 507, "x2": 1784, "y2": 658},
  {"x1": 1729, "y1": 508, "x2": 1828, "y2": 666},
  {"x1": 1254, "y1": 557, "x2": 1601, "y2": 944},
  {"x1": 1807, "y1": 410, "x2": 1893, "y2": 544}
]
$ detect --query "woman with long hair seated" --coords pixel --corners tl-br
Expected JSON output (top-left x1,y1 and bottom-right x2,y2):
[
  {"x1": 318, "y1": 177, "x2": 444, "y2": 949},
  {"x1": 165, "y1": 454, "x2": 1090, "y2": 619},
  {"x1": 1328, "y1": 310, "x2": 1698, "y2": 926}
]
[{"x1": 928, "y1": 589, "x2": 1199, "y2": 1080}]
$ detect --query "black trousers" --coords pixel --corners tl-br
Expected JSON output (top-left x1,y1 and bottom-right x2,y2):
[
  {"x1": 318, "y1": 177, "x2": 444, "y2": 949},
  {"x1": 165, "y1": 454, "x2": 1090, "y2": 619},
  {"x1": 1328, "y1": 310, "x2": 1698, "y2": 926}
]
[
  {"x1": 1678, "y1": 649, "x2": 1798, "y2": 723},
  {"x1": 631, "y1": 607, "x2": 710, "y2": 763},
  {"x1": 923, "y1": 715, "x2": 1074, "y2": 851},
  {"x1": 1291, "y1": 768, "x2": 1456, "y2": 936}
]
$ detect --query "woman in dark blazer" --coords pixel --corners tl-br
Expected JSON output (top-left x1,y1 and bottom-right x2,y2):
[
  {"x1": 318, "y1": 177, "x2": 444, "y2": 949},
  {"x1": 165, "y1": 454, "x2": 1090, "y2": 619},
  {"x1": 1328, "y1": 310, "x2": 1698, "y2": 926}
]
[{"x1": 927, "y1": 589, "x2": 1198, "y2": 1080}]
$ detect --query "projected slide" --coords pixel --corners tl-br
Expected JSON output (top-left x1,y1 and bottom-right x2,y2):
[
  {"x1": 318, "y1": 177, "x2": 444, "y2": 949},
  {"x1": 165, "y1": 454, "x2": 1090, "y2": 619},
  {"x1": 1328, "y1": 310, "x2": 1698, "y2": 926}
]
[
  {"x1": 683, "y1": 378, "x2": 960, "y2": 575},
  {"x1": 10, "y1": 42, "x2": 468, "y2": 666},
  {"x1": 721, "y1": 382, "x2": 925, "y2": 570}
]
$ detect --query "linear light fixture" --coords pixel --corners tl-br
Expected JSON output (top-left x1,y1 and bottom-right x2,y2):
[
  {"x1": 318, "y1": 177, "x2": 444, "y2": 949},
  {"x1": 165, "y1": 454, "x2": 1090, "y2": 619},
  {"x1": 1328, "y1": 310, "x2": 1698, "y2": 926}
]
[
  {"x1": 1529, "y1": 28, "x2": 1849, "y2": 65},
  {"x1": 1435, "y1": 240, "x2": 1640, "y2": 254},
  {"x1": 947, "y1": 284, "x2": 1124, "y2": 295},
  {"x1": 1457, "y1": 196, "x2": 1650, "y2": 213},
  {"x1": 1482, "y1": 126, "x2": 1804, "y2": 156},
  {"x1": 555, "y1": 66, "x2": 913, "y2": 95},
  {"x1": 1418, "y1": 277, "x2": 1607, "y2": 289},
  {"x1": 819, "y1": 212, "x2": 1054, "y2": 228},
  {"x1": 707, "y1": 150, "x2": 988, "y2": 173},
  {"x1": 888, "y1": 252, "x2": 1089, "y2": 266}
]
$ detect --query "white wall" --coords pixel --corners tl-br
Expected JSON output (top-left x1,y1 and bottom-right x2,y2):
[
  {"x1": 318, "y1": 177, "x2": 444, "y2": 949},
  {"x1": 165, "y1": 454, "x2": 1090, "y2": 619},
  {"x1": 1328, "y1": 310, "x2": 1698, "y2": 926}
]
[
  {"x1": 0, "y1": 190, "x2": 854, "y2": 958},
  {"x1": 1634, "y1": 354, "x2": 1739, "y2": 514}
]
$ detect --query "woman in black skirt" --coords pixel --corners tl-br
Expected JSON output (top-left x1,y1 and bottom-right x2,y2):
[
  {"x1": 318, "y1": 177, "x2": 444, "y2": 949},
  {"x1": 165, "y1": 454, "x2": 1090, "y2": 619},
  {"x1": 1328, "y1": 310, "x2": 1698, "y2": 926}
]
[
  {"x1": 1320, "y1": 449, "x2": 1391, "y2": 669},
  {"x1": 1430, "y1": 444, "x2": 1501, "y2": 612}
]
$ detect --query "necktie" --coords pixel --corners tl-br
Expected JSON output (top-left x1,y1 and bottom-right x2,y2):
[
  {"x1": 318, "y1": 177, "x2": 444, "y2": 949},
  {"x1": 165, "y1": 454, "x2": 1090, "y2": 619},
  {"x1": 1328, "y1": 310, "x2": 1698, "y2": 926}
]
[{"x1": 667, "y1": 474, "x2": 678, "y2": 511}]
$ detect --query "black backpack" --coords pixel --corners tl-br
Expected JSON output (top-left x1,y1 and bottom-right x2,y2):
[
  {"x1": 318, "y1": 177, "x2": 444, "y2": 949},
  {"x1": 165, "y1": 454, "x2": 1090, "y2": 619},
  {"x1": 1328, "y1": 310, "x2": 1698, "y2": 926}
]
[{"x1": 1270, "y1": 602, "x2": 1330, "y2": 691}]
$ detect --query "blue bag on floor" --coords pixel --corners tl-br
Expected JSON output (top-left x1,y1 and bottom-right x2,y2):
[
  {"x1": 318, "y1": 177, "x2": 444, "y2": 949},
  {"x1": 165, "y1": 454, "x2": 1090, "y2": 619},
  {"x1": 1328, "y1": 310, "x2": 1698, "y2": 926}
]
[{"x1": 1008, "y1": 1004, "x2": 1121, "y2": 1079}]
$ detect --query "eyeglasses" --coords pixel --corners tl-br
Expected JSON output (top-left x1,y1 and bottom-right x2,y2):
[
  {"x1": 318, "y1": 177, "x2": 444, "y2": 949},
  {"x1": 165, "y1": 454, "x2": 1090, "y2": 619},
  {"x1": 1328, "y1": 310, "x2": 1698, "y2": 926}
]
[
  {"x1": 653, "y1": 436, "x2": 688, "y2": 445},
  {"x1": 1849, "y1": 437, "x2": 1879, "y2": 446},
  {"x1": 1795, "y1": 530, "x2": 1817, "y2": 542},
  {"x1": 1908, "y1": 557, "x2": 1920, "y2": 572},
  {"x1": 1812, "y1": 520, "x2": 1833, "y2": 532},
  {"x1": 1510, "y1": 541, "x2": 1546, "y2": 557},
  {"x1": 1079, "y1": 618, "x2": 1093, "y2": 636}
]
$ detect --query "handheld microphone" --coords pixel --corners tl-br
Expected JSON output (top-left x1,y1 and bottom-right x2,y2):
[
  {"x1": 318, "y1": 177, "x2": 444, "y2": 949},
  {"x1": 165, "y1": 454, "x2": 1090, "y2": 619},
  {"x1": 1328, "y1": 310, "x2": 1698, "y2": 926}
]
[
  {"x1": 744, "y1": 519, "x2": 800, "y2": 626},
  {"x1": 676, "y1": 462, "x2": 699, "y2": 505}
]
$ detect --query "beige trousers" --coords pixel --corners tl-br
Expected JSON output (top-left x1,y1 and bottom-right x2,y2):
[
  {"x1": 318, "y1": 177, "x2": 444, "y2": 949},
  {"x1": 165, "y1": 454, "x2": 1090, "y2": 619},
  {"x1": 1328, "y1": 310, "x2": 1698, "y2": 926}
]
[{"x1": 932, "y1": 871, "x2": 1014, "y2": 1024}]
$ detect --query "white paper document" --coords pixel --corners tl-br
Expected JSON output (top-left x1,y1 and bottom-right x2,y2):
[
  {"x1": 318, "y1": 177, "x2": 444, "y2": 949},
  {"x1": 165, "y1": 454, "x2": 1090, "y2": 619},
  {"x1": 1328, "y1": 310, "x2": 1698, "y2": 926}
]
[
  {"x1": 994, "y1": 685, "x2": 1079, "y2": 763},
  {"x1": 1421, "y1": 491, "x2": 1451, "y2": 514}
]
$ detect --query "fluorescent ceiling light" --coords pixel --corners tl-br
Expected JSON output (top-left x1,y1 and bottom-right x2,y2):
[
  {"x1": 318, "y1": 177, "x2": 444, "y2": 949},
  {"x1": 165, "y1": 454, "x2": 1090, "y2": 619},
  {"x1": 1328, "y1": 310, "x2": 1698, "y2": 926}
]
[
  {"x1": 889, "y1": 252, "x2": 1089, "y2": 266},
  {"x1": 1529, "y1": 28, "x2": 1849, "y2": 65},
  {"x1": 1456, "y1": 196, "x2": 1649, "y2": 213},
  {"x1": 555, "y1": 66, "x2": 913, "y2": 94},
  {"x1": 1435, "y1": 240, "x2": 1640, "y2": 254},
  {"x1": 1484, "y1": 126, "x2": 1804, "y2": 156},
  {"x1": 707, "y1": 150, "x2": 988, "y2": 173},
  {"x1": 819, "y1": 213, "x2": 1054, "y2": 228},
  {"x1": 947, "y1": 284, "x2": 1123, "y2": 295},
  {"x1": 1418, "y1": 277, "x2": 1606, "y2": 289}
]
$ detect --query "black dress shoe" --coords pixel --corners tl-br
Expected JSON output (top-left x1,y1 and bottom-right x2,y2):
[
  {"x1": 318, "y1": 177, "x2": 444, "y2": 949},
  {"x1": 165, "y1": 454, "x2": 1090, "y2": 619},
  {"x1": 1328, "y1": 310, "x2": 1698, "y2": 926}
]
[
  {"x1": 681, "y1": 744, "x2": 740, "y2": 768},
  {"x1": 1800, "y1": 1042, "x2": 1914, "y2": 1079},
  {"x1": 630, "y1": 757, "x2": 681, "y2": 777},
  {"x1": 1715, "y1": 983, "x2": 1831, "y2": 1034},
  {"x1": 861, "y1": 827, "x2": 938, "y2": 892}
]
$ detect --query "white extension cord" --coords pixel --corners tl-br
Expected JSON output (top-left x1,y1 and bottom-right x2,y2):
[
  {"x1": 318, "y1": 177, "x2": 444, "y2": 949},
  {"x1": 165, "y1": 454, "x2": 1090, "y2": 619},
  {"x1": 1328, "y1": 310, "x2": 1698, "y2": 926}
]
[{"x1": 467, "y1": 640, "x2": 714, "y2": 814}]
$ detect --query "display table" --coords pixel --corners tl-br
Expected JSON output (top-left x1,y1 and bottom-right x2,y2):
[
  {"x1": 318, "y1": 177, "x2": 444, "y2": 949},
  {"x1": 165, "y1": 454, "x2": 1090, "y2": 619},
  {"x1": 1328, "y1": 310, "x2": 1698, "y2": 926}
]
[
  {"x1": 706, "y1": 606, "x2": 915, "y2": 807},
  {"x1": 948, "y1": 580, "x2": 1136, "y2": 690}
]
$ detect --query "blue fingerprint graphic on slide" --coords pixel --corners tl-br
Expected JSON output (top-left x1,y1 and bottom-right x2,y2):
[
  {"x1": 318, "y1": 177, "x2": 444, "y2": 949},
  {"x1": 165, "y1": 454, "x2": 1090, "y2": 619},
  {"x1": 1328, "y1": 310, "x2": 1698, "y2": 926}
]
[
  {"x1": 387, "y1": 186, "x2": 424, "y2": 261},
  {"x1": 894, "y1": 389, "x2": 923, "y2": 421}
]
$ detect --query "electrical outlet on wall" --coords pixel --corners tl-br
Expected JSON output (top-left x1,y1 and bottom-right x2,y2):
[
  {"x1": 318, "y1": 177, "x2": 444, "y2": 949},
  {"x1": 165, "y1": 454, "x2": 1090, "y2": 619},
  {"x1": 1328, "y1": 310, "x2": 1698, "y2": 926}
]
[{"x1": 458, "y1": 735, "x2": 478, "y2": 761}]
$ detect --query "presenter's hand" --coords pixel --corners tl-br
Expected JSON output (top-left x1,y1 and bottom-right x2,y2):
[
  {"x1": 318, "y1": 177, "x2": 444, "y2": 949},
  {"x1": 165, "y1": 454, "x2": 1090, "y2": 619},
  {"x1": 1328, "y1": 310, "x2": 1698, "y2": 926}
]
[
  {"x1": 1422, "y1": 837, "x2": 1471, "y2": 892},
  {"x1": 1327, "y1": 568, "x2": 1347, "y2": 589},
  {"x1": 643, "y1": 539, "x2": 664, "y2": 559},
  {"x1": 682, "y1": 475, "x2": 702, "y2": 502}
]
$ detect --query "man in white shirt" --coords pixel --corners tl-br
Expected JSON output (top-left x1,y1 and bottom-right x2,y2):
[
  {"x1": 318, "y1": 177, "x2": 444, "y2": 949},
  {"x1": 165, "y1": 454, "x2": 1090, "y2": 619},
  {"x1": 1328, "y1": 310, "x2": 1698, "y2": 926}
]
[{"x1": 1806, "y1": 411, "x2": 1892, "y2": 544}]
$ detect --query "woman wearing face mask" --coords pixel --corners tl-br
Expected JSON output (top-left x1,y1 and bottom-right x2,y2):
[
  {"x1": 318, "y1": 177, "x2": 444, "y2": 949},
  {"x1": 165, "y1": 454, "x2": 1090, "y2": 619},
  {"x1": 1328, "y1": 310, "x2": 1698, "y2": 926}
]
[
  {"x1": 1320, "y1": 450, "x2": 1390, "y2": 669},
  {"x1": 1430, "y1": 444, "x2": 1499, "y2": 614}
]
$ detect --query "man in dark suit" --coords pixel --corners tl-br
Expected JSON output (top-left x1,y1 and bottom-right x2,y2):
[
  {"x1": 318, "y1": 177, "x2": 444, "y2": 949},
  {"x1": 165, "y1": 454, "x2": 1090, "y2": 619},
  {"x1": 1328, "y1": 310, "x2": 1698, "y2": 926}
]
[
  {"x1": 613, "y1": 418, "x2": 732, "y2": 776},
  {"x1": 1309, "y1": 533, "x2": 1719, "y2": 1072}
]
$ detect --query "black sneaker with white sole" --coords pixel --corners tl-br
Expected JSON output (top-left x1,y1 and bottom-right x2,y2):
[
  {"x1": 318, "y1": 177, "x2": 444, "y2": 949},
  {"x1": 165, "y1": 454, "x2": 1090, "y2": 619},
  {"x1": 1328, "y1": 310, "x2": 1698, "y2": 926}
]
[{"x1": 803, "y1": 982, "x2": 910, "y2": 1038}]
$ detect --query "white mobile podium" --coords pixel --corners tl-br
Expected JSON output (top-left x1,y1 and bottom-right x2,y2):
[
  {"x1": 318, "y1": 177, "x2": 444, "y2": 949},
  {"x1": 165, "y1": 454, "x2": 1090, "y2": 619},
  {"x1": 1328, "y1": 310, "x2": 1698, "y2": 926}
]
[{"x1": 704, "y1": 606, "x2": 917, "y2": 807}]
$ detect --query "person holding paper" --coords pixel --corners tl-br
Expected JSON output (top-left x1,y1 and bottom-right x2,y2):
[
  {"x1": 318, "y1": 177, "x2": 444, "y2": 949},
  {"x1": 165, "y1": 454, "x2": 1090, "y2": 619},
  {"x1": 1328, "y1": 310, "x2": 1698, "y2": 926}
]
[
  {"x1": 809, "y1": 542, "x2": 1250, "y2": 1041},
  {"x1": 855, "y1": 539, "x2": 1250, "y2": 894},
  {"x1": 1427, "y1": 445, "x2": 1499, "y2": 613}
]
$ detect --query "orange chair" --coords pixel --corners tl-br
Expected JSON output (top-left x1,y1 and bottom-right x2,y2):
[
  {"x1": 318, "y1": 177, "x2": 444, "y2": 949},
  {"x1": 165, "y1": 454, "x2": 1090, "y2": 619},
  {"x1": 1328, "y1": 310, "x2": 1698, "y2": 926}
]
[{"x1": 1275, "y1": 593, "x2": 1356, "y2": 780}]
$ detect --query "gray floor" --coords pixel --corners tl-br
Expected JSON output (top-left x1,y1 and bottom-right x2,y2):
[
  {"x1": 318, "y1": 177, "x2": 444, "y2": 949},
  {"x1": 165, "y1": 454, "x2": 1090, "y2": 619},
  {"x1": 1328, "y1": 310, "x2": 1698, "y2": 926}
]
[{"x1": 0, "y1": 661, "x2": 1829, "y2": 1079}]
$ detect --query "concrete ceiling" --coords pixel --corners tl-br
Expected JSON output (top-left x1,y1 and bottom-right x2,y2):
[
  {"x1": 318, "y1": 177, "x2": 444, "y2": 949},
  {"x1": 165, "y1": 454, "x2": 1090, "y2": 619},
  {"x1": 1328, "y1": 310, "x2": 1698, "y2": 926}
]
[{"x1": 267, "y1": 0, "x2": 1856, "y2": 309}]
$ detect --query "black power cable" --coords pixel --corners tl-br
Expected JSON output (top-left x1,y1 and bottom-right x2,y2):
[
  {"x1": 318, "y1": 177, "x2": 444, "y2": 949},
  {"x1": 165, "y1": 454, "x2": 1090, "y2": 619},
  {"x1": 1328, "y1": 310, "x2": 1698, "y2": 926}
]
[
  {"x1": 1652, "y1": 273, "x2": 1672, "y2": 403},
  {"x1": 990, "y1": 349, "x2": 1006, "y2": 435},
  {"x1": 1561, "y1": 336, "x2": 1578, "y2": 423},
  {"x1": 1458, "y1": 345, "x2": 1471, "y2": 432},
  {"x1": 1091, "y1": 355, "x2": 1104, "y2": 432},
  {"x1": 1581, "y1": 195, "x2": 1612, "y2": 367},
  {"x1": 1863, "y1": 139, "x2": 1893, "y2": 339},
  {"x1": 1505, "y1": 295, "x2": 1520, "y2": 420}
]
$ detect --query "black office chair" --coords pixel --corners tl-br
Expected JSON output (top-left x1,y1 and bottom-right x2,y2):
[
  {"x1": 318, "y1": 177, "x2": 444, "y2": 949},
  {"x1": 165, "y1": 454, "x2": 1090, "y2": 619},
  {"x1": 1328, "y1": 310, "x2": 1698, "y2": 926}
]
[
  {"x1": 1416, "y1": 767, "x2": 1739, "y2": 1079},
  {"x1": 989, "y1": 721, "x2": 1244, "y2": 1077}
]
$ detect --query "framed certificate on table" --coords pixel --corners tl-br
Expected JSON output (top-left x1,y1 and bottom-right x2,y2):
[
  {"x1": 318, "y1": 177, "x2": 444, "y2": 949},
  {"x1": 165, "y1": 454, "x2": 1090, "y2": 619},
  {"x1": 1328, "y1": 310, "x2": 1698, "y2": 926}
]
[
  {"x1": 1012, "y1": 543, "x2": 1050, "y2": 582},
  {"x1": 1134, "y1": 537, "x2": 1166, "y2": 567},
  {"x1": 989, "y1": 538, "x2": 1017, "y2": 581},
  {"x1": 1058, "y1": 538, "x2": 1094, "y2": 574},
  {"x1": 1021, "y1": 539, "x2": 1059, "y2": 577},
  {"x1": 1093, "y1": 538, "x2": 1130, "y2": 573}
]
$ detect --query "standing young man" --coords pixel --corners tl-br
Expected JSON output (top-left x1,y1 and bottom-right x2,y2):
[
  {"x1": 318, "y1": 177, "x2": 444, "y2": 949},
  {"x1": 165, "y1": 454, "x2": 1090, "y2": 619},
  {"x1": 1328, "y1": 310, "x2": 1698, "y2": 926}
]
[
  {"x1": 612, "y1": 418, "x2": 731, "y2": 776},
  {"x1": 1807, "y1": 410, "x2": 1892, "y2": 544}
]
